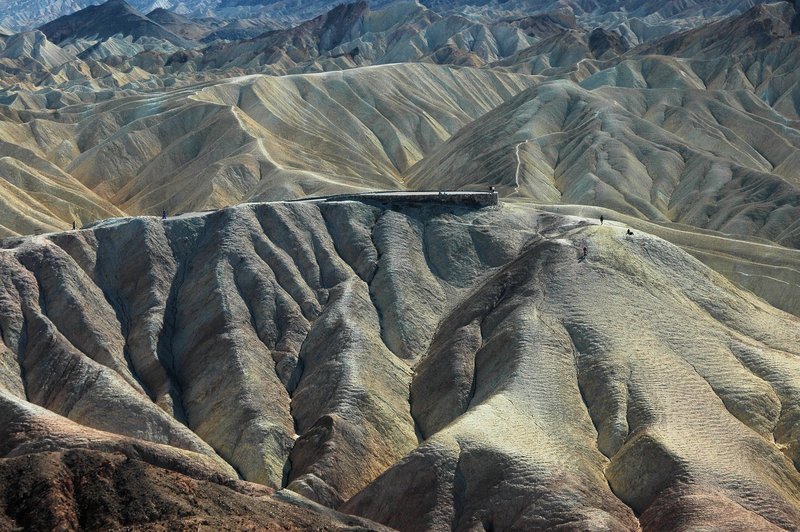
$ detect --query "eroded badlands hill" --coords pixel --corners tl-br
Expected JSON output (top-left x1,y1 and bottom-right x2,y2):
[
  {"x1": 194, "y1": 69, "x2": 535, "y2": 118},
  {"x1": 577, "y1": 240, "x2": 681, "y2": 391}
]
[
  {"x1": 0, "y1": 63, "x2": 535, "y2": 236},
  {"x1": 0, "y1": 199, "x2": 798, "y2": 530},
  {"x1": 2, "y1": 2, "x2": 800, "y2": 267},
  {"x1": 0, "y1": 63, "x2": 536, "y2": 237},
  {"x1": 407, "y1": 80, "x2": 800, "y2": 247}
]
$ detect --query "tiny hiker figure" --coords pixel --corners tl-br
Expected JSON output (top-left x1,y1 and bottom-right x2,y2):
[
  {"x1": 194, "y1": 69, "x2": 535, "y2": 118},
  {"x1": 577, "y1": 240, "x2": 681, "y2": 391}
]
[
  {"x1": 600, "y1": 215, "x2": 604, "y2": 225},
  {"x1": 626, "y1": 229, "x2": 634, "y2": 236},
  {"x1": 72, "y1": 220, "x2": 76, "y2": 230},
  {"x1": 583, "y1": 246, "x2": 588, "y2": 258},
  {"x1": 162, "y1": 210, "x2": 167, "y2": 220}
]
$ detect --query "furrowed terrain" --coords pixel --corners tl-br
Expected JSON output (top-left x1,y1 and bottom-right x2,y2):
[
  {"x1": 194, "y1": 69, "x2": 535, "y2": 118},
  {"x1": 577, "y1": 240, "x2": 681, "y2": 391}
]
[
  {"x1": 3, "y1": 1, "x2": 800, "y2": 252},
  {"x1": 0, "y1": 62, "x2": 536, "y2": 235},
  {"x1": 1, "y1": 199, "x2": 799, "y2": 530},
  {"x1": 1, "y1": 0, "x2": 800, "y2": 530}
]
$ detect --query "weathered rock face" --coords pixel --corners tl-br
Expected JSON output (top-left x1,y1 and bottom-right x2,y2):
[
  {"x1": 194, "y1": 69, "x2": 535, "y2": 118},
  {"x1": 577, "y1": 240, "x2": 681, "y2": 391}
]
[{"x1": 0, "y1": 200, "x2": 799, "y2": 530}]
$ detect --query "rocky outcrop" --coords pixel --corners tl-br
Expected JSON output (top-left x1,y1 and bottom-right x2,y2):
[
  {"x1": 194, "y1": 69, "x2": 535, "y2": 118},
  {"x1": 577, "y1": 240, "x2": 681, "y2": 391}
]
[
  {"x1": 588, "y1": 27, "x2": 629, "y2": 58},
  {"x1": 1, "y1": 200, "x2": 798, "y2": 530}
]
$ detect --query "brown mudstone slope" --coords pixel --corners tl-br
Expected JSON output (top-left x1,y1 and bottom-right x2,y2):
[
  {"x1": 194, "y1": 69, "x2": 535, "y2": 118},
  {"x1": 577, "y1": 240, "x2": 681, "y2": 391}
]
[
  {"x1": 0, "y1": 199, "x2": 799, "y2": 530},
  {"x1": 0, "y1": 449, "x2": 388, "y2": 531}
]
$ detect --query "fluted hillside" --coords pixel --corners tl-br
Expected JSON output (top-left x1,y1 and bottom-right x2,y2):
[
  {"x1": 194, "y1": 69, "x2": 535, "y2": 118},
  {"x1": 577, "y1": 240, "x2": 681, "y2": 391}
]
[
  {"x1": 0, "y1": 199, "x2": 798, "y2": 529},
  {"x1": 406, "y1": 80, "x2": 800, "y2": 248},
  {"x1": 0, "y1": 63, "x2": 536, "y2": 236}
]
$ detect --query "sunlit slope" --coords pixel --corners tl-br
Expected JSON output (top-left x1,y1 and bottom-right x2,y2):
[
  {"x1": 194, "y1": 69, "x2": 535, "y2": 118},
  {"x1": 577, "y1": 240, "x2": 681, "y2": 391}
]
[
  {"x1": 0, "y1": 63, "x2": 535, "y2": 234},
  {"x1": 1, "y1": 200, "x2": 798, "y2": 530},
  {"x1": 406, "y1": 80, "x2": 800, "y2": 248},
  {"x1": 0, "y1": 117, "x2": 125, "y2": 237},
  {"x1": 527, "y1": 202, "x2": 800, "y2": 318}
]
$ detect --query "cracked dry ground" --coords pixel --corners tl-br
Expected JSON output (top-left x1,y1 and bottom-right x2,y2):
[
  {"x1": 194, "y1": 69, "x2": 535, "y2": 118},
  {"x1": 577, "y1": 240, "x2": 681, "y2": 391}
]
[{"x1": 0, "y1": 200, "x2": 799, "y2": 530}]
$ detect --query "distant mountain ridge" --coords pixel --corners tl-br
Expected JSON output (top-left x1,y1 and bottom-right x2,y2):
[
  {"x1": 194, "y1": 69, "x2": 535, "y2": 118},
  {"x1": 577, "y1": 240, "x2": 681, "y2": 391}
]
[
  {"x1": 0, "y1": 0, "x2": 778, "y2": 34},
  {"x1": 0, "y1": 0, "x2": 172, "y2": 32},
  {"x1": 38, "y1": 0, "x2": 189, "y2": 46},
  {"x1": 144, "y1": 8, "x2": 220, "y2": 41}
]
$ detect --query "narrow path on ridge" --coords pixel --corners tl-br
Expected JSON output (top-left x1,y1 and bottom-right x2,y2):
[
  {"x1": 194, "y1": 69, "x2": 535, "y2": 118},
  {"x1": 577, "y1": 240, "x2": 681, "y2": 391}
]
[{"x1": 514, "y1": 139, "x2": 533, "y2": 195}]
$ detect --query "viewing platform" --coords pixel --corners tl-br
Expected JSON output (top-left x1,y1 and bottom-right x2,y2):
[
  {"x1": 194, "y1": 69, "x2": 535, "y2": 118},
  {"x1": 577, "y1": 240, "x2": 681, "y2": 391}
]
[{"x1": 294, "y1": 190, "x2": 500, "y2": 207}]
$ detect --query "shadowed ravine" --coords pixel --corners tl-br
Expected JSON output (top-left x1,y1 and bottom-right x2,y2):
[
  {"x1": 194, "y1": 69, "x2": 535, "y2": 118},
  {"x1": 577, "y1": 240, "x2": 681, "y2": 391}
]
[{"x1": 0, "y1": 200, "x2": 799, "y2": 530}]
